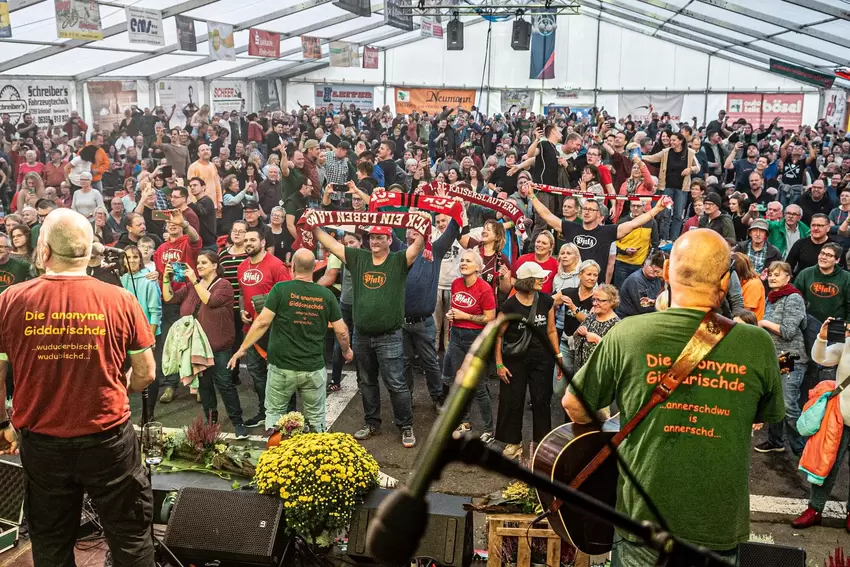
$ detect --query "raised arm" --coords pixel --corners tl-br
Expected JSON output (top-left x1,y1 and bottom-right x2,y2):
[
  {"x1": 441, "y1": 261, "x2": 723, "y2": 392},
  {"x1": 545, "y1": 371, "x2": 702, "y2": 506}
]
[
  {"x1": 616, "y1": 196, "x2": 671, "y2": 239},
  {"x1": 526, "y1": 185, "x2": 562, "y2": 232},
  {"x1": 313, "y1": 226, "x2": 346, "y2": 262}
]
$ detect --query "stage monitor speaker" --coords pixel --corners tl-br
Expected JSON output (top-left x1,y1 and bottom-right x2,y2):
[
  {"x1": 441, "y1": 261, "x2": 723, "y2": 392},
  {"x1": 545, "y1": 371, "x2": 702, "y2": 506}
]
[
  {"x1": 347, "y1": 488, "x2": 473, "y2": 567},
  {"x1": 511, "y1": 19, "x2": 531, "y2": 50},
  {"x1": 164, "y1": 487, "x2": 292, "y2": 566},
  {"x1": 739, "y1": 541, "x2": 806, "y2": 567},
  {"x1": 447, "y1": 20, "x2": 464, "y2": 51}
]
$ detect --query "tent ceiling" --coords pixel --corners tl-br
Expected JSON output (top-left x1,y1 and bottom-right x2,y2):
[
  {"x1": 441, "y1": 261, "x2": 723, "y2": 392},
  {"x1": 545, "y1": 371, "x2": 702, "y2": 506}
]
[{"x1": 0, "y1": 0, "x2": 848, "y2": 84}]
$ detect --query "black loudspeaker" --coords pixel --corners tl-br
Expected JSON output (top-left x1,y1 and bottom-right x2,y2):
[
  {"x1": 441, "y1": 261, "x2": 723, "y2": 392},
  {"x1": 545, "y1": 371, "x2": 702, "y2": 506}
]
[
  {"x1": 511, "y1": 19, "x2": 531, "y2": 50},
  {"x1": 164, "y1": 487, "x2": 292, "y2": 566},
  {"x1": 739, "y1": 541, "x2": 806, "y2": 567},
  {"x1": 348, "y1": 488, "x2": 473, "y2": 567},
  {"x1": 447, "y1": 20, "x2": 464, "y2": 50}
]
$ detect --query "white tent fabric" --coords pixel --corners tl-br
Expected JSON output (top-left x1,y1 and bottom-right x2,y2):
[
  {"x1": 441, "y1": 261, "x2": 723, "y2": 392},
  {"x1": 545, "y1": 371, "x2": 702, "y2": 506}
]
[{"x1": 0, "y1": 0, "x2": 848, "y2": 123}]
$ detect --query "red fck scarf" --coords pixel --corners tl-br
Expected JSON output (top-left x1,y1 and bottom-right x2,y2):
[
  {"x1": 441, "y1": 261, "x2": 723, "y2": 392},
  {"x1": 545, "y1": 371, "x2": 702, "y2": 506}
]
[
  {"x1": 532, "y1": 183, "x2": 662, "y2": 202},
  {"x1": 368, "y1": 190, "x2": 464, "y2": 229},
  {"x1": 294, "y1": 209, "x2": 434, "y2": 261},
  {"x1": 419, "y1": 181, "x2": 528, "y2": 240}
]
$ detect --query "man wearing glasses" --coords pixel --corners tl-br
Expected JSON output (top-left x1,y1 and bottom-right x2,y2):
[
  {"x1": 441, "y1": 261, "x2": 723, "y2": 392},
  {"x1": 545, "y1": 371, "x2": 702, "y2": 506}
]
[
  {"x1": 793, "y1": 242, "x2": 850, "y2": 324},
  {"x1": 743, "y1": 202, "x2": 808, "y2": 259},
  {"x1": 786, "y1": 213, "x2": 837, "y2": 277}
]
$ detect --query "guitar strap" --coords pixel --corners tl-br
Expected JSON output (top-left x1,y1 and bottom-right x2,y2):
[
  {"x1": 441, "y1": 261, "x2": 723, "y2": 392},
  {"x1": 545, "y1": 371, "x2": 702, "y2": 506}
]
[{"x1": 568, "y1": 310, "x2": 735, "y2": 490}]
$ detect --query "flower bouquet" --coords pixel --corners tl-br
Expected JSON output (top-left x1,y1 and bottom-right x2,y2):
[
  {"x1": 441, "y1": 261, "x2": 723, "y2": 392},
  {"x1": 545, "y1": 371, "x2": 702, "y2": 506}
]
[
  {"x1": 267, "y1": 411, "x2": 306, "y2": 448},
  {"x1": 157, "y1": 416, "x2": 258, "y2": 480},
  {"x1": 254, "y1": 431, "x2": 380, "y2": 545}
]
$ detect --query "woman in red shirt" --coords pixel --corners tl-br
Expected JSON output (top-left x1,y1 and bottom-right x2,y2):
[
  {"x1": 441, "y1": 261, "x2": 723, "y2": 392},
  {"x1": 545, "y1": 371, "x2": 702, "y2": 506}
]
[
  {"x1": 442, "y1": 249, "x2": 497, "y2": 437},
  {"x1": 512, "y1": 231, "x2": 559, "y2": 294},
  {"x1": 163, "y1": 250, "x2": 248, "y2": 439}
]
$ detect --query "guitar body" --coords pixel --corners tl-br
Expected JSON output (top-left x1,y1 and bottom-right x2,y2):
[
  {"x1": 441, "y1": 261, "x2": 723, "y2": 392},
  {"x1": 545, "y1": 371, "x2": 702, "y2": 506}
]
[{"x1": 531, "y1": 416, "x2": 620, "y2": 556}]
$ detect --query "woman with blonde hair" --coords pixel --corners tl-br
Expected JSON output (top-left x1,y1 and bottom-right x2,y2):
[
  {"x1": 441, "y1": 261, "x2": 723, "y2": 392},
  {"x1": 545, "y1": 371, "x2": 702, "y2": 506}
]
[
  {"x1": 552, "y1": 243, "x2": 581, "y2": 341},
  {"x1": 16, "y1": 172, "x2": 46, "y2": 213},
  {"x1": 573, "y1": 283, "x2": 620, "y2": 370}
]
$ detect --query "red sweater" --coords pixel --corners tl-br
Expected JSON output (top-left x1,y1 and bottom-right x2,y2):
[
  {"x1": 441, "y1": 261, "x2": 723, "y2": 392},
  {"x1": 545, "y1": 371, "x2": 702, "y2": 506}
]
[{"x1": 168, "y1": 278, "x2": 235, "y2": 353}]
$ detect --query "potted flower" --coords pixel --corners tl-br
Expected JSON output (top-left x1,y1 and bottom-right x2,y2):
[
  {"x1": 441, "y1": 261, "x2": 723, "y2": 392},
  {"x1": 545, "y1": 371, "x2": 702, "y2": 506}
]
[
  {"x1": 254, "y1": 431, "x2": 380, "y2": 547},
  {"x1": 266, "y1": 411, "x2": 306, "y2": 448}
]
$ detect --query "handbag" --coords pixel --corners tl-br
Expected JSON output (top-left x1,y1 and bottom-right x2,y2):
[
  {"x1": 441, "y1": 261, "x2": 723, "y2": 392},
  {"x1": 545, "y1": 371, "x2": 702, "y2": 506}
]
[
  {"x1": 797, "y1": 373, "x2": 850, "y2": 436},
  {"x1": 502, "y1": 292, "x2": 540, "y2": 356}
]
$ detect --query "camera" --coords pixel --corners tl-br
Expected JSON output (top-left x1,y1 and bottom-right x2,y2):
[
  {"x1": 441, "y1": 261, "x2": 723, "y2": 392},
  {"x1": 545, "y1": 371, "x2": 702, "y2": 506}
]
[{"x1": 827, "y1": 318, "x2": 847, "y2": 343}]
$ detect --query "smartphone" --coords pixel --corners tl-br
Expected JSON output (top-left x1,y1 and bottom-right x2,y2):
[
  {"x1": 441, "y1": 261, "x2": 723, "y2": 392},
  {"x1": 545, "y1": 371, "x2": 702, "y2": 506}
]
[
  {"x1": 160, "y1": 165, "x2": 173, "y2": 179},
  {"x1": 827, "y1": 318, "x2": 846, "y2": 343},
  {"x1": 629, "y1": 147, "x2": 642, "y2": 161},
  {"x1": 332, "y1": 183, "x2": 348, "y2": 193},
  {"x1": 152, "y1": 210, "x2": 171, "y2": 222},
  {"x1": 171, "y1": 262, "x2": 188, "y2": 283},
  {"x1": 754, "y1": 204, "x2": 766, "y2": 212}
]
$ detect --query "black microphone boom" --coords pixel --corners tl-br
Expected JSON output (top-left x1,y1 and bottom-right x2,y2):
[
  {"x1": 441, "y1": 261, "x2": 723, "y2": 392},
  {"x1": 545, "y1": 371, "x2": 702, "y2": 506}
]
[{"x1": 365, "y1": 315, "x2": 514, "y2": 564}]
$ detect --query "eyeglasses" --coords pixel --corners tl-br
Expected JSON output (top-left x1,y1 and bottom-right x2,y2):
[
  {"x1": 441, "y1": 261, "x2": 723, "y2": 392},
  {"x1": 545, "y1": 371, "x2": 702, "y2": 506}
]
[
  {"x1": 811, "y1": 224, "x2": 829, "y2": 228},
  {"x1": 819, "y1": 251, "x2": 837, "y2": 259},
  {"x1": 785, "y1": 211, "x2": 801, "y2": 216},
  {"x1": 592, "y1": 297, "x2": 611, "y2": 303},
  {"x1": 231, "y1": 229, "x2": 246, "y2": 234}
]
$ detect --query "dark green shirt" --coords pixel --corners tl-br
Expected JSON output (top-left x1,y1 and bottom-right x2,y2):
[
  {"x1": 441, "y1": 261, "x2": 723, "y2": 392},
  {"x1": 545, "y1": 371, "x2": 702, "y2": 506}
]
[
  {"x1": 345, "y1": 247, "x2": 409, "y2": 336},
  {"x1": 281, "y1": 168, "x2": 306, "y2": 200},
  {"x1": 793, "y1": 265, "x2": 850, "y2": 322},
  {"x1": 264, "y1": 280, "x2": 342, "y2": 371},
  {"x1": 0, "y1": 257, "x2": 32, "y2": 294},
  {"x1": 570, "y1": 308, "x2": 784, "y2": 550}
]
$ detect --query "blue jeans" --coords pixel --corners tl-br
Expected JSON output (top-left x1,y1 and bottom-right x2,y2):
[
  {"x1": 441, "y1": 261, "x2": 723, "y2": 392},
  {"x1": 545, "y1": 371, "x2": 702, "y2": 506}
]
[
  {"x1": 809, "y1": 424, "x2": 850, "y2": 512},
  {"x1": 331, "y1": 302, "x2": 355, "y2": 387},
  {"x1": 612, "y1": 261, "x2": 641, "y2": 288},
  {"x1": 244, "y1": 345, "x2": 268, "y2": 418},
  {"x1": 442, "y1": 327, "x2": 493, "y2": 432},
  {"x1": 403, "y1": 317, "x2": 444, "y2": 402},
  {"x1": 767, "y1": 364, "x2": 805, "y2": 455},
  {"x1": 659, "y1": 187, "x2": 690, "y2": 241},
  {"x1": 265, "y1": 364, "x2": 326, "y2": 432},
  {"x1": 353, "y1": 329, "x2": 413, "y2": 429},
  {"x1": 197, "y1": 350, "x2": 244, "y2": 426},
  {"x1": 611, "y1": 535, "x2": 738, "y2": 566}
]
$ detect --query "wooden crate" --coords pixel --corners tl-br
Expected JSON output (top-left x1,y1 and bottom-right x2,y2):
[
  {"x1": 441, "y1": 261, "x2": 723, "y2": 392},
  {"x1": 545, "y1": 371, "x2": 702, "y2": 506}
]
[{"x1": 486, "y1": 514, "x2": 591, "y2": 567}]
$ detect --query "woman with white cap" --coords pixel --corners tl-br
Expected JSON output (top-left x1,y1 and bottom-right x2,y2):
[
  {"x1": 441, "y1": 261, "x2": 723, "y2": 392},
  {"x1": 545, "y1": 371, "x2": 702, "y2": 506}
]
[
  {"x1": 70, "y1": 171, "x2": 105, "y2": 221},
  {"x1": 493, "y1": 261, "x2": 561, "y2": 460}
]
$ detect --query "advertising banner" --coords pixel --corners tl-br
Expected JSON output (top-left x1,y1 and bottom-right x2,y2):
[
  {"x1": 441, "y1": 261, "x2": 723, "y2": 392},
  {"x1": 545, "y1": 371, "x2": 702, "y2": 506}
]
[
  {"x1": 333, "y1": 0, "x2": 371, "y2": 17},
  {"x1": 126, "y1": 6, "x2": 164, "y2": 46},
  {"x1": 211, "y1": 81, "x2": 246, "y2": 115},
  {"x1": 362, "y1": 46, "x2": 379, "y2": 69},
  {"x1": 0, "y1": 0, "x2": 11, "y2": 39},
  {"x1": 329, "y1": 41, "x2": 359, "y2": 68},
  {"x1": 301, "y1": 35, "x2": 322, "y2": 59},
  {"x1": 824, "y1": 89, "x2": 847, "y2": 130},
  {"x1": 0, "y1": 80, "x2": 72, "y2": 129},
  {"x1": 55, "y1": 0, "x2": 103, "y2": 40},
  {"x1": 619, "y1": 93, "x2": 685, "y2": 123},
  {"x1": 726, "y1": 93, "x2": 804, "y2": 130},
  {"x1": 501, "y1": 90, "x2": 534, "y2": 113},
  {"x1": 207, "y1": 21, "x2": 235, "y2": 61},
  {"x1": 248, "y1": 28, "x2": 280, "y2": 58},
  {"x1": 315, "y1": 85, "x2": 374, "y2": 111},
  {"x1": 175, "y1": 15, "x2": 196, "y2": 51},
  {"x1": 87, "y1": 81, "x2": 138, "y2": 132},
  {"x1": 395, "y1": 88, "x2": 476, "y2": 116},
  {"x1": 255, "y1": 80, "x2": 281, "y2": 111},
  {"x1": 769, "y1": 59, "x2": 834, "y2": 89},
  {"x1": 529, "y1": 12, "x2": 556, "y2": 80},
  {"x1": 421, "y1": 18, "x2": 443, "y2": 38},
  {"x1": 384, "y1": 0, "x2": 413, "y2": 31},
  {"x1": 156, "y1": 80, "x2": 201, "y2": 128}
]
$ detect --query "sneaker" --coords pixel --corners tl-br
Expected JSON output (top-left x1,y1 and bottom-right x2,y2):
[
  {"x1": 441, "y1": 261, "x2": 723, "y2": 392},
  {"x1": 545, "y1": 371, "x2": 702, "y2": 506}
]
[
  {"x1": 159, "y1": 387, "x2": 174, "y2": 403},
  {"x1": 455, "y1": 422, "x2": 472, "y2": 434},
  {"x1": 790, "y1": 507, "x2": 822, "y2": 529},
  {"x1": 234, "y1": 425, "x2": 249, "y2": 440},
  {"x1": 244, "y1": 414, "x2": 266, "y2": 428},
  {"x1": 754, "y1": 441, "x2": 785, "y2": 453},
  {"x1": 435, "y1": 399, "x2": 447, "y2": 414},
  {"x1": 480, "y1": 432, "x2": 494, "y2": 444},
  {"x1": 503, "y1": 443, "x2": 523, "y2": 460},
  {"x1": 401, "y1": 427, "x2": 416, "y2": 448},
  {"x1": 353, "y1": 425, "x2": 379, "y2": 440}
]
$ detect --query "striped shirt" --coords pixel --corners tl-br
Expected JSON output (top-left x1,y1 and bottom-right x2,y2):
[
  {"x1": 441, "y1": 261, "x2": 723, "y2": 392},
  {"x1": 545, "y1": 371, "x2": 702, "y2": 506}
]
[{"x1": 219, "y1": 247, "x2": 248, "y2": 307}]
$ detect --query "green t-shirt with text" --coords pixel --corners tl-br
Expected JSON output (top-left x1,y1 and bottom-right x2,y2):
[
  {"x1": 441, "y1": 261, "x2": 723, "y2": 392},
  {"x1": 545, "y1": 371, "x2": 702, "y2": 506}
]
[
  {"x1": 264, "y1": 279, "x2": 342, "y2": 372},
  {"x1": 344, "y1": 247, "x2": 409, "y2": 336},
  {"x1": 569, "y1": 308, "x2": 784, "y2": 550},
  {"x1": 0, "y1": 257, "x2": 32, "y2": 295}
]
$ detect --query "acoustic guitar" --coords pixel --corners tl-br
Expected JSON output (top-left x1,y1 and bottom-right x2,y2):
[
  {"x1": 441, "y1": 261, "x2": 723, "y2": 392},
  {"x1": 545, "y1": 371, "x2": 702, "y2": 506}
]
[{"x1": 531, "y1": 351, "x2": 796, "y2": 555}]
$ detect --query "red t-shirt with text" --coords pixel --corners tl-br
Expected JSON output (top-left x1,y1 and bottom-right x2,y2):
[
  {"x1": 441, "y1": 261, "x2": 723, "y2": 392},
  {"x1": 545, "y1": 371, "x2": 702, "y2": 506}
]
[
  {"x1": 0, "y1": 276, "x2": 155, "y2": 437},
  {"x1": 238, "y1": 253, "x2": 291, "y2": 331},
  {"x1": 512, "y1": 254, "x2": 559, "y2": 294},
  {"x1": 451, "y1": 276, "x2": 496, "y2": 330},
  {"x1": 153, "y1": 235, "x2": 202, "y2": 289}
]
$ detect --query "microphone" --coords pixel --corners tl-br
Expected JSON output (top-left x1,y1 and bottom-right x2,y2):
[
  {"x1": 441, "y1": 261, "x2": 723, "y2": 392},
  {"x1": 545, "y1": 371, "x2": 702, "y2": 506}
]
[{"x1": 366, "y1": 315, "x2": 514, "y2": 563}]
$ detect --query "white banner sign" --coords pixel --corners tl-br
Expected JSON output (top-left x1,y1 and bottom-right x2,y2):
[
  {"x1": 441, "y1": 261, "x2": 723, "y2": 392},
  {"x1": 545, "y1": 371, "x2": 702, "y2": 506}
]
[
  {"x1": 211, "y1": 81, "x2": 246, "y2": 115},
  {"x1": 618, "y1": 93, "x2": 685, "y2": 123},
  {"x1": 55, "y1": 0, "x2": 103, "y2": 40},
  {"x1": 208, "y1": 21, "x2": 235, "y2": 61},
  {"x1": 126, "y1": 6, "x2": 164, "y2": 45},
  {"x1": 157, "y1": 80, "x2": 201, "y2": 128},
  {"x1": 0, "y1": 80, "x2": 72, "y2": 130},
  {"x1": 824, "y1": 89, "x2": 847, "y2": 130},
  {"x1": 314, "y1": 84, "x2": 374, "y2": 111},
  {"x1": 421, "y1": 18, "x2": 443, "y2": 38}
]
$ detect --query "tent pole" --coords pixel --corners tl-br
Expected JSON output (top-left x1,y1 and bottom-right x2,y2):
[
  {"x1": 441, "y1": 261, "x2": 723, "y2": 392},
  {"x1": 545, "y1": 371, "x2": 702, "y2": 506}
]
[
  {"x1": 593, "y1": 16, "x2": 600, "y2": 107},
  {"x1": 703, "y1": 55, "x2": 711, "y2": 127}
]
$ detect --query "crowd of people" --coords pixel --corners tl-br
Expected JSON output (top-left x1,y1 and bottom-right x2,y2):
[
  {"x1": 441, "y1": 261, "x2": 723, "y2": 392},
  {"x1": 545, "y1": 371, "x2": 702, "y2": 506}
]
[{"x1": 2, "y1": 99, "x2": 850, "y2": 558}]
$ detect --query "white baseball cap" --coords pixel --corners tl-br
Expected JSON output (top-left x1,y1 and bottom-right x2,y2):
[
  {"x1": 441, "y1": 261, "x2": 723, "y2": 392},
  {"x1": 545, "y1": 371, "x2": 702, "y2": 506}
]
[{"x1": 516, "y1": 263, "x2": 550, "y2": 280}]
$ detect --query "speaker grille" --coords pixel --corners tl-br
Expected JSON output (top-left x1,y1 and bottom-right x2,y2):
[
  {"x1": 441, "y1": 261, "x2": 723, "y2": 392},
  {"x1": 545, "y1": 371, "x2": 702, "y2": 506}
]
[
  {"x1": 739, "y1": 542, "x2": 806, "y2": 567},
  {"x1": 164, "y1": 488, "x2": 286, "y2": 565}
]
